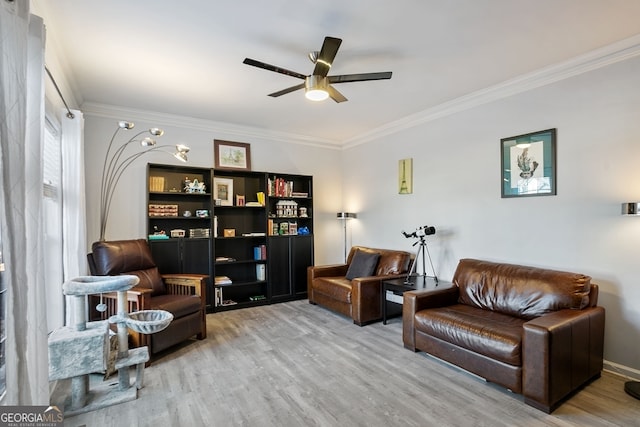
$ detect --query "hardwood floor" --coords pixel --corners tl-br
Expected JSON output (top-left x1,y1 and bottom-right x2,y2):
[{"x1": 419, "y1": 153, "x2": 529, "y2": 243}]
[{"x1": 57, "y1": 300, "x2": 640, "y2": 427}]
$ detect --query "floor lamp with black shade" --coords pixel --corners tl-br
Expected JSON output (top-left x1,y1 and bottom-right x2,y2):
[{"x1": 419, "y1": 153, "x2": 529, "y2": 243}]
[
  {"x1": 337, "y1": 212, "x2": 357, "y2": 263},
  {"x1": 621, "y1": 202, "x2": 640, "y2": 400}
]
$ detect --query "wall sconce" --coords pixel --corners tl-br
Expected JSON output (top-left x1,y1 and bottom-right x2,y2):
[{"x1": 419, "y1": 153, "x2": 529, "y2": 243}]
[
  {"x1": 621, "y1": 202, "x2": 640, "y2": 215},
  {"x1": 337, "y1": 212, "x2": 357, "y2": 262},
  {"x1": 99, "y1": 121, "x2": 190, "y2": 241}
]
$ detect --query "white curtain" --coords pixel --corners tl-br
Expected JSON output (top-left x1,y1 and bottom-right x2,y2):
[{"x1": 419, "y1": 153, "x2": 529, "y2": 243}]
[
  {"x1": 61, "y1": 109, "x2": 86, "y2": 326},
  {"x1": 0, "y1": 0, "x2": 49, "y2": 405}
]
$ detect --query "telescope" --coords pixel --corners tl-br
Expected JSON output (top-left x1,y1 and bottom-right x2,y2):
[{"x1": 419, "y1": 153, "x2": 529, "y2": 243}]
[
  {"x1": 402, "y1": 225, "x2": 435, "y2": 239},
  {"x1": 402, "y1": 225, "x2": 438, "y2": 285}
]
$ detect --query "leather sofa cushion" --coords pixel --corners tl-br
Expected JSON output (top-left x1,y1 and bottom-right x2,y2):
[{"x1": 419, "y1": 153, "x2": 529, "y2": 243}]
[
  {"x1": 454, "y1": 259, "x2": 591, "y2": 320},
  {"x1": 345, "y1": 250, "x2": 380, "y2": 280},
  {"x1": 312, "y1": 277, "x2": 352, "y2": 303},
  {"x1": 415, "y1": 304, "x2": 526, "y2": 366},
  {"x1": 150, "y1": 293, "x2": 202, "y2": 318}
]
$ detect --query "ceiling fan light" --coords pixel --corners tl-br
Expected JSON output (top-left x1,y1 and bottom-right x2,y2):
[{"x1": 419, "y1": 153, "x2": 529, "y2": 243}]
[{"x1": 305, "y1": 75, "x2": 329, "y2": 101}]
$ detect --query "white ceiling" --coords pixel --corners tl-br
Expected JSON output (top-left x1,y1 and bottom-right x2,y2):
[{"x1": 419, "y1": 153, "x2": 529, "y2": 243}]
[{"x1": 33, "y1": 0, "x2": 640, "y2": 146}]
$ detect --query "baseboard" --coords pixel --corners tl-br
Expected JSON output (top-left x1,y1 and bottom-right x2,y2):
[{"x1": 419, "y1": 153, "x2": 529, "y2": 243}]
[{"x1": 603, "y1": 359, "x2": 640, "y2": 381}]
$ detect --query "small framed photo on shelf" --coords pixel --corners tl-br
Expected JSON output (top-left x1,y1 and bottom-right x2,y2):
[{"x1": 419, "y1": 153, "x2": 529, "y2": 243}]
[
  {"x1": 223, "y1": 228, "x2": 236, "y2": 237},
  {"x1": 500, "y1": 128, "x2": 557, "y2": 198},
  {"x1": 214, "y1": 177, "x2": 234, "y2": 206},
  {"x1": 214, "y1": 139, "x2": 252, "y2": 171},
  {"x1": 236, "y1": 194, "x2": 245, "y2": 206},
  {"x1": 195, "y1": 209, "x2": 209, "y2": 218}
]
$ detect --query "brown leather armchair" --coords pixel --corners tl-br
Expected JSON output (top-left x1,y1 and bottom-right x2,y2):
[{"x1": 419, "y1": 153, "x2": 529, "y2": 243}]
[
  {"x1": 308, "y1": 246, "x2": 411, "y2": 325},
  {"x1": 88, "y1": 239, "x2": 206, "y2": 356}
]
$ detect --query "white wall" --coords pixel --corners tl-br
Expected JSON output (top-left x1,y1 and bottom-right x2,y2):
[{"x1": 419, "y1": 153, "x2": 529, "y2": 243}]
[
  {"x1": 342, "y1": 55, "x2": 640, "y2": 372},
  {"x1": 82, "y1": 115, "x2": 345, "y2": 265}
]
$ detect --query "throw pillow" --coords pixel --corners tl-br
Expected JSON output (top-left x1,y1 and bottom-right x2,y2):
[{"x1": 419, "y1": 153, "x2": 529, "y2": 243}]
[{"x1": 345, "y1": 250, "x2": 380, "y2": 280}]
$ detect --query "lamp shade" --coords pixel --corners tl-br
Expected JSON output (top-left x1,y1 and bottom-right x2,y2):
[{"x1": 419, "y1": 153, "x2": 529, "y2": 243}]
[
  {"x1": 337, "y1": 212, "x2": 357, "y2": 219},
  {"x1": 621, "y1": 202, "x2": 640, "y2": 215}
]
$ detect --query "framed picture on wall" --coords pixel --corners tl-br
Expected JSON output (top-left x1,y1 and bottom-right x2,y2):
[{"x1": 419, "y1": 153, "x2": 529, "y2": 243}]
[
  {"x1": 398, "y1": 158, "x2": 413, "y2": 194},
  {"x1": 214, "y1": 139, "x2": 251, "y2": 171},
  {"x1": 501, "y1": 128, "x2": 557, "y2": 198}
]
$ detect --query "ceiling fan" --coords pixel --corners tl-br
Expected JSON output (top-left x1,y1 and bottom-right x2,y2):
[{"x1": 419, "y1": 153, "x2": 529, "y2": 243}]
[{"x1": 243, "y1": 36, "x2": 392, "y2": 103}]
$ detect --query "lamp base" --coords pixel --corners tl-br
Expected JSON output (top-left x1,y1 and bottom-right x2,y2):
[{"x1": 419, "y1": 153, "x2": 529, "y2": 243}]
[{"x1": 625, "y1": 381, "x2": 640, "y2": 400}]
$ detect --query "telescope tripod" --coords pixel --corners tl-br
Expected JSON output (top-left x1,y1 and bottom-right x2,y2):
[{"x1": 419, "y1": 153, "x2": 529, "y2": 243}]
[{"x1": 405, "y1": 235, "x2": 438, "y2": 285}]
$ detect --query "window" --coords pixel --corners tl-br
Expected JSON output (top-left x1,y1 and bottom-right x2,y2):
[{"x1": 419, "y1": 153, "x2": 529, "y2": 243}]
[{"x1": 43, "y1": 116, "x2": 64, "y2": 332}]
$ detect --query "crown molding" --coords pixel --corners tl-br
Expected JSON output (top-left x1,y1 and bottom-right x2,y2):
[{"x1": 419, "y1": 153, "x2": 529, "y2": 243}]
[
  {"x1": 81, "y1": 102, "x2": 343, "y2": 150},
  {"x1": 342, "y1": 33, "x2": 640, "y2": 149}
]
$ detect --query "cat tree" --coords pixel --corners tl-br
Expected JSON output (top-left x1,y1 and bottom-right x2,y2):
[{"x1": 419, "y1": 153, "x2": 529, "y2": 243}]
[{"x1": 48, "y1": 275, "x2": 172, "y2": 416}]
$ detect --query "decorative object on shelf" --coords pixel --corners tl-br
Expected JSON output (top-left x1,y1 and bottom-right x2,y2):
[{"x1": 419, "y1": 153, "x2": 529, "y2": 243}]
[
  {"x1": 398, "y1": 158, "x2": 413, "y2": 194},
  {"x1": 195, "y1": 209, "x2": 209, "y2": 218},
  {"x1": 213, "y1": 177, "x2": 234, "y2": 206},
  {"x1": 621, "y1": 200, "x2": 640, "y2": 400},
  {"x1": 99, "y1": 120, "x2": 190, "y2": 240},
  {"x1": 297, "y1": 226, "x2": 310, "y2": 235},
  {"x1": 170, "y1": 229, "x2": 185, "y2": 238},
  {"x1": 148, "y1": 204, "x2": 178, "y2": 217},
  {"x1": 223, "y1": 228, "x2": 236, "y2": 237},
  {"x1": 214, "y1": 139, "x2": 251, "y2": 171},
  {"x1": 501, "y1": 128, "x2": 556, "y2": 198},
  {"x1": 189, "y1": 228, "x2": 210, "y2": 238},
  {"x1": 236, "y1": 194, "x2": 245, "y2": 206},
  {"x1": 183, "y1": 210, "x2": 192, "y2": 217},
  {"x1": 337, "y1": 212, "x2": 357, "y2": 262},
  {"x1": 185, "y1": 178, "x2": 206, "y2": 193}
]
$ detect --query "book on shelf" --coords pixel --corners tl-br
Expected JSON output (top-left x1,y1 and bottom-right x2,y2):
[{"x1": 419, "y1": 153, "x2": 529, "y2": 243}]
[
  {"x1": 253, "y1": 244, "x2": 267, "y2": 260},
  {"x1": 214, "y1": 287, "x2": 223, "y2": 307},
  {"x1": 215, "y1": 256, "x2": 236, "y2": 262},
  {"x1": 215, "y1": 276, "x2": 232, "y2": 285},
  {"x1": 268, "y1": 177, "x2": 296, "y2": 197}
]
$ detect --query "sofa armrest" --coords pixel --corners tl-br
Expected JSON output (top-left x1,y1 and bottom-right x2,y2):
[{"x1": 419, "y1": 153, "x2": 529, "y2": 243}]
[
  {"x1": 307, "y1": 264, "x2": 349, "y2": 279},
  {"x1": 307, "y1": 264, "x2": 349, "y2": 302},
  {"x1": 402, "y1": 286, "x2": 459, "y2": 351},
  {"x1": 522, "y1": 306, "x2": 605, "y2": 413},
  {"x1": 349, "y1": 274, "x2": 406, "y2": 325},
  {"x1": 162, "y1": 273, "x2": 207, "y2": 301}
]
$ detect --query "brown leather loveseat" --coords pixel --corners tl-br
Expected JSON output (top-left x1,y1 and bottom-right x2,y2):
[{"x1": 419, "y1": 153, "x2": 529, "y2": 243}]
[
  {"x1": 403, "y1": 258, "x2": 605, "y2": 413},
  {"x1": 308, "y1": 246, "x2": 411, "y2": 325}
]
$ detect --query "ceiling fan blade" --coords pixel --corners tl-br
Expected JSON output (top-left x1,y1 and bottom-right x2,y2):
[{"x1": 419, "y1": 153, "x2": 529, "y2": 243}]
[
  {"x1": 328, "y1": 71, "x2": 392, "y2": 84},
  {"x1": 327, "y1": 84, "x2": 348, "y2": 103},
  {"x1": 313, "y1": 37, "x2": 342, "y2": 77},
  {"x1": 243, "y1": 58, "x2": 307, "y2": 80},
  {"x1": 268, "y1": 83, "x2": 305, "y2": 97}
]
